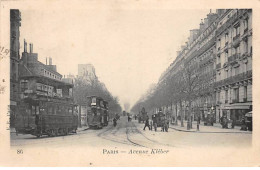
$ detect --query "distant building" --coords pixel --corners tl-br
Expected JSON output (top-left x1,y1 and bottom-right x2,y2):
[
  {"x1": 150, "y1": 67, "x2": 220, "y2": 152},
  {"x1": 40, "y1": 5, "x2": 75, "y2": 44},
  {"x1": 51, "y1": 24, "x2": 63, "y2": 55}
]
[
  {"x1": 78, "y1": 64, "x2": 96, "y2": 78},
  {"x1": 10, "y1": 9, "x2": 21, "y2": 127}
]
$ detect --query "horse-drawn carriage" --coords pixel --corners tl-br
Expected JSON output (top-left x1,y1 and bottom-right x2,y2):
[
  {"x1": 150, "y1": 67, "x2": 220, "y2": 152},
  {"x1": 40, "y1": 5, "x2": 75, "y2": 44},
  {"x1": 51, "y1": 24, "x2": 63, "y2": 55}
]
[
  {"x1": 138, "y1": 107, "x2": 148, "y2": 123},
  {"x1": 152, "y1": 111, "x2": 169, "y2": 132}
]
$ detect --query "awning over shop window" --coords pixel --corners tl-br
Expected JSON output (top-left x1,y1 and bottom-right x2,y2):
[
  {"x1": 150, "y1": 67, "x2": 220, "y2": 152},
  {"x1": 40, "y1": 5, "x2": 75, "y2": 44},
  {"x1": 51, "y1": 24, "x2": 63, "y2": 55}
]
[{"x1": 224, "y1": 102, "x2": 252, "y2": 110}]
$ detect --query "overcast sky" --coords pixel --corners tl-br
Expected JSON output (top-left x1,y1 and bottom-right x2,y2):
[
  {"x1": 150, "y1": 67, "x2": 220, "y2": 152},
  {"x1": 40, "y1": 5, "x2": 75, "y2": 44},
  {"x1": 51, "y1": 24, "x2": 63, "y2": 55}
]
[{"x1": 19, "y1": 9, "x2": 211, "y2": 108}]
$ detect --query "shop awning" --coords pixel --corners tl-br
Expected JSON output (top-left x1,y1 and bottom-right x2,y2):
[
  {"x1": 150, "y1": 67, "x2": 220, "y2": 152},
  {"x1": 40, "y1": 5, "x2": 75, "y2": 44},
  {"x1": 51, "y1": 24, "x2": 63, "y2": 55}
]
[{"x1": 224, "y1": 102, "x2": 252, "y2": 110}]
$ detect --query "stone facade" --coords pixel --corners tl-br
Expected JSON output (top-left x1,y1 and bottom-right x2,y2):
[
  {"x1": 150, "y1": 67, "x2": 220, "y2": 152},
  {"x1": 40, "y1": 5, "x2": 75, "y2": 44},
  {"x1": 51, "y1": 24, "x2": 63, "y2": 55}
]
[
  {"x1": 214, "y1": 9, "x2": 252, "y2": 123},
  {"x1": 157, "y1": 9, "x2": 252, "y2": 124}
]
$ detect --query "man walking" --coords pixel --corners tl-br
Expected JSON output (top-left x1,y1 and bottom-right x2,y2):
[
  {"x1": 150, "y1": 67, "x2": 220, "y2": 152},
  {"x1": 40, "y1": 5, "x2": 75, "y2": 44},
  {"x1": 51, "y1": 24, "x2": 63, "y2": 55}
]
[{"x1": 143, "y1": 117, "x2": 150, "y2": 130}]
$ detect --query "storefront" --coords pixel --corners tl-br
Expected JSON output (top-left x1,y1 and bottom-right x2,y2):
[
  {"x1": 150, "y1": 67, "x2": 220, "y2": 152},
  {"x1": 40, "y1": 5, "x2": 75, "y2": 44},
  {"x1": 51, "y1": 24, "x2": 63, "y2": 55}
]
[{"x1": 224, "y1": 102, "x2": 252, "y2": 125}]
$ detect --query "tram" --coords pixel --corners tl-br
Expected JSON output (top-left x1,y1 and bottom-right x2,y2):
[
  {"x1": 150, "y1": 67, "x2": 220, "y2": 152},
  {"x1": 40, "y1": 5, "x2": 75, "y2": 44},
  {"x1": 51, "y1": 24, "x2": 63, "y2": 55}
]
[
  {"x1": 14, "y1": 76, "x2": 78, "y2": 137},
  {"x1": 86, "y1": 96, "x2": 109, "y2": 129}
]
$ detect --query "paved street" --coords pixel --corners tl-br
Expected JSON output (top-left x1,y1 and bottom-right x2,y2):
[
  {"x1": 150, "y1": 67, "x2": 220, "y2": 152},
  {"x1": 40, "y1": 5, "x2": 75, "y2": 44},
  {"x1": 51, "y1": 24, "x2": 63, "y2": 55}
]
[{"x1": 11, "y1": 116, "x2": 252, "y2": 148}]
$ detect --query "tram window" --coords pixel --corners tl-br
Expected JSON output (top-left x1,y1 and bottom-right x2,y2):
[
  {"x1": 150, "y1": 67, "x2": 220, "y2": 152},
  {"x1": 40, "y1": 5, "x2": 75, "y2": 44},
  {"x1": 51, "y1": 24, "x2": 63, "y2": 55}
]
[
  {"x1": 69, "y1": 107, "x2": 73, "y2": 114},
  {"x1": 53, "y1": 106, "x2": 57, "y2": 115},
  {"x1": 36, "y1": 106, "x2": 39, "y2": 115},
  {"x1": 61, "y1": 106, "x2": 65, "y2": 114},
  {"x1": 57, "y1": 106, "x2": 61, "y2": 114},
  {"x1": 92, "y1": 98, "x2": 96, "y2": 104},
  {"x1": 48, "y1": 106, "x2": 53, "y2": 114},
  {"x1": 32, "y1": 106, "x2": 36, "y2": 115}
]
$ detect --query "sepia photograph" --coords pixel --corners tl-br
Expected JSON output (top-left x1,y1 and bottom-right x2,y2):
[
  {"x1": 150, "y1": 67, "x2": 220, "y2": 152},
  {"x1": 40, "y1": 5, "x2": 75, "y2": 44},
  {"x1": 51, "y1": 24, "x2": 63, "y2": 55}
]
[{"x1": 0, "y1": 0, "x2": 259, "y2": 167}]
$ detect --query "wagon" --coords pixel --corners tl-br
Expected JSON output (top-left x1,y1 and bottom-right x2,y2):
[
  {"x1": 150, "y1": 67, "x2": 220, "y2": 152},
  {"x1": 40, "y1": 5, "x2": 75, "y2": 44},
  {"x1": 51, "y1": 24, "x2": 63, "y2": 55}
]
[{"x1": 152, "y1": 111, "x2": 169, "y2": 132}]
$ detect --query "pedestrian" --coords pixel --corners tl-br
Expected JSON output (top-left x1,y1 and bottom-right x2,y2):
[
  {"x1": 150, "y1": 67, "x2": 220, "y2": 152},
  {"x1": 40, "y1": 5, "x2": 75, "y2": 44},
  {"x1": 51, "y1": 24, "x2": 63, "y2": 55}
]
[
  {"x1": 149, "y1": 119, "x2": 153, "y2": 131},
  {"x1": 231, "y1": 115, "x2": 235, "y2": 129},
  {"x1": 143, "y1": 117, "x2": 150, "y2": 130},
  {"x1": 198, "y1": 115, "x2": 201, "y2": 124},
  {"x1": 161, "y1": 116, "x2": 165, "y2": 132},
  {"x1": 240, "y1": 117, "x2": 247, "y2": 131}
]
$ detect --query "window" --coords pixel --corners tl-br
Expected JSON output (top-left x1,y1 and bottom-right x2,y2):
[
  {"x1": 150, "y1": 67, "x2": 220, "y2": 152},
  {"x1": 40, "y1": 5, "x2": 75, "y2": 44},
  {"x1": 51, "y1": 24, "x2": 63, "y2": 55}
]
[
  {"x1": 53, "y1": 106, "x2": 57, "y2": 115},
  {"x1": 32, "y1": 106, "x2": 36, "y2": 115},
  {"x1": 244, "y1": 39, "x2": 248, "y2": 53},
  {"x1": 235, "y1": 67, "x2": 239, "y2": 75},
  {"x1": 217, "y1": 55, "x2": 221, "y2": 64},
  {"x1": 20, "y1": 81, "x2": 28, "y2": 92},
  {"x1": 235, "y1": 26, "x2": 240, "y2": 36},
  {"x1": 36, "y1": 83, "x2": 42, "y2": 91},
  {"x1": 225, "y1": 51, "x2": 228, "y2": 62},
  {"x1": 235, "y1": 46, "x2": 240, "y2": 55},
  {"x1": 69, "y1": 107, "x2": 73, "y2": 114},
  {"x1": 243, "y1": 19, "x2": 248, "y2": 30},
  {"x1": 36, "y1": 106, "x2": 39, "y2": 115},
  {"x1": 225, "y1": 33, "x2": 229, "y2": 43},
  {"x1": 245, "y1": 62, "x2": 247, "y2": 72},
  {"x1": 234, "y1": 88, "x2": 239, "y2": 102},
  {"x1": 48, "y1": 106, "x2": 53, "y2": 114},
  {"x1": 225, "y1": 70, "x2": 228, "y2": 79},
  {"x1": 225, "y1": 90, "x2": 228, "y2": 101},
  {"x1": 244, "y1": 86, "x2": 247, "y2": 100},
  {"x1": 217, "y1": 91, "x2": 220, "y2": 103}
]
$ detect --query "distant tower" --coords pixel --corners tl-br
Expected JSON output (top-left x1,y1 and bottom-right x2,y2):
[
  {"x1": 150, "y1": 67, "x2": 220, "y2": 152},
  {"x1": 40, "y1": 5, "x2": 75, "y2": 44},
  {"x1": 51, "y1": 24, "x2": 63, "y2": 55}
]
[{"x1": 10, "y1": 9, "x2": 21, "y2": 127}]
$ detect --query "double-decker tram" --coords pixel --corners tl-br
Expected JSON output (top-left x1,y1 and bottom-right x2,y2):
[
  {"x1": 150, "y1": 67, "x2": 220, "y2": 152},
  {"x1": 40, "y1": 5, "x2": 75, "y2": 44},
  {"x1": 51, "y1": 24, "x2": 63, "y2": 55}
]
[
  {"x1": 86, "y1": 96, "x2": 109, "y2": 129},
  {"x1": 15, "y1": 75, "x2": 78, "y2": 138}
]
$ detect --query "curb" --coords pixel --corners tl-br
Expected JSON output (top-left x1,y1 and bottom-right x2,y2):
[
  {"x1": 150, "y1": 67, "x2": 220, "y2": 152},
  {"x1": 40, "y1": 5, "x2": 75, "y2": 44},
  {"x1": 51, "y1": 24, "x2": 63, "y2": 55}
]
[
  {"x1": 169, "y1": 126, "x2": 252, "y2": 134},
  {"x1": 77, "y1": 127, "x2": 90, "y2": 132}
]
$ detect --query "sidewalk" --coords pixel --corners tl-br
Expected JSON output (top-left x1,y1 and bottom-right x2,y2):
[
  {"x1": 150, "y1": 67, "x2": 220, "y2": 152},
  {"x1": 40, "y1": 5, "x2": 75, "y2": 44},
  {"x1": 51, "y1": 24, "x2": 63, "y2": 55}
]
[
  {"x1": 77, "y1": 125, "x2": 89, "y2": 132},
  {"x1": 170, "y1": 120, "x2": 252, "y2": 134}
]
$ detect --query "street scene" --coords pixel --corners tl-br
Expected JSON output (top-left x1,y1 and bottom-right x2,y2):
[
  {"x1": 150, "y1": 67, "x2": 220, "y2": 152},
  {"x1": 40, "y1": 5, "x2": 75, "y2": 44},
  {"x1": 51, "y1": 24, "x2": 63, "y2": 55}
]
[
  {"x1": 9, "y1": 8, "x2": 252, "y2": 148},
  {"x1": 11, "y1": 116, "x2": 251, "y2": 148}
]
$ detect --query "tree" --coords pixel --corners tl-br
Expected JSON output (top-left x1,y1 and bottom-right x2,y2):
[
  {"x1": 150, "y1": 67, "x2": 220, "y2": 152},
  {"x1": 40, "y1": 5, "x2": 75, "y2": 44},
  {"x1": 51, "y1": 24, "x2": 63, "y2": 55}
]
[
  {"x1": 181, "y1": 62, "x2": 201, "y2": 130},
  {"x1": 73, "y1": 76, "x2": 122, "y2": 114}
]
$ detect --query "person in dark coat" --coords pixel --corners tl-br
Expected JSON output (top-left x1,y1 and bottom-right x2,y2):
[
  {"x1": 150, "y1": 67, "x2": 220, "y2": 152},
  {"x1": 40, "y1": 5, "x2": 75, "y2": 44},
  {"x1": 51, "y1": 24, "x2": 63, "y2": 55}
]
[
  {"x1": 143, "y1": 117, "x2": 150, "y2": 130},
  {"x1": 240, "y1": 117, "x2": 247, "y2": 131}
]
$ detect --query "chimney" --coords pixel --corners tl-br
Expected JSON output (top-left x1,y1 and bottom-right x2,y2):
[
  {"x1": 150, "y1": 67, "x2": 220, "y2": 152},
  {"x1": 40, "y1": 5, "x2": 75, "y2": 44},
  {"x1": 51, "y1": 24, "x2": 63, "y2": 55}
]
[
  {"x1": 204, "y1": 18, "x2": 208, "y2": 28},
  {"x1": 46, "y1": 57, "x2": 48, "y2": 65},
  {"x1": 49, "y1": 57, "x2": 52, "y2": 65},
  {"x1": 29, "y1": 43, "x2": 32, "y2": 53},
  {"x1": 24, "y1": 39, "x2": 27, "y2": 52},
  {"x1": 207, "y1": 13, "x2": 218, "y2": 25},
  {"x1": 199, "y1": 19, "x2": 205, "y2": 32}
]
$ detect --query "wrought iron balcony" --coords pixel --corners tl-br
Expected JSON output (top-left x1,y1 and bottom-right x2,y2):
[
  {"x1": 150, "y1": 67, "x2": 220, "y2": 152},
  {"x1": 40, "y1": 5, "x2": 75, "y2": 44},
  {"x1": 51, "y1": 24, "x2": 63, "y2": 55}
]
[
  {"x1": 244, "y1": 28, "x2": 248, "y2": 34},
  {"x1": 232, "y1": 99, "x2": 238, "y2": 103},
  {"x1": 228, "y1": 53, "x2": 240, "y2": 63},
  {"x1": 223, "y1": 62, "x2": 229, "y2": 68},
  {"x1": 225, "y1": 41, "x2": 229, "y2": 46},
  {"x1": 216, "y1": 9, "x2": 248, "y2": 37},
  {"x1": 233, "y1": 34, "x2": 240, "y2": 41},
  {"x1": 216, "y1": 63, "x2": 221, "y2": 70},
  {"x1": 214, "y1": 70, "x2": 252, "y2": 88}
]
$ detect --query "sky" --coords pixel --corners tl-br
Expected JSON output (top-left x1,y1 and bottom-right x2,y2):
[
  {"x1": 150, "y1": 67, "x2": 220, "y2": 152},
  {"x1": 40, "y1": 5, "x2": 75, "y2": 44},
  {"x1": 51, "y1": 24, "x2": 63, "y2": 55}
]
[{"x1": 19, "y1": 8, "x2": 211, "y2": 108}]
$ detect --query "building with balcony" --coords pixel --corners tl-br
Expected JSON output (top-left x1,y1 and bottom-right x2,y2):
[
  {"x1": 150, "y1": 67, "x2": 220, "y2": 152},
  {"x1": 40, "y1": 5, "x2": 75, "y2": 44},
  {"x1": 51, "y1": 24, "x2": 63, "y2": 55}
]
[
  {"x1": 214, "y1": 9, "x2": 252, "y2": 124},
  {"x1": 19, "y1": 41, "x2": 73, "y2": 104}
]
